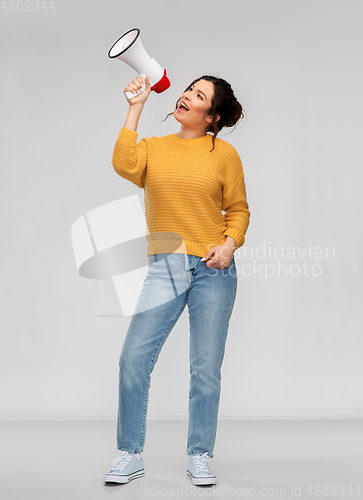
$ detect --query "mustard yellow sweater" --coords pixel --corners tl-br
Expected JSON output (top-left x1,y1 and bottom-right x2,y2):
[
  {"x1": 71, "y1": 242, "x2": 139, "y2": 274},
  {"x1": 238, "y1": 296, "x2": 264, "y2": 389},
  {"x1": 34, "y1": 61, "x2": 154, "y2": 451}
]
[{"x1": 112, "y1": 127, "x2": 250, "y2": 258}]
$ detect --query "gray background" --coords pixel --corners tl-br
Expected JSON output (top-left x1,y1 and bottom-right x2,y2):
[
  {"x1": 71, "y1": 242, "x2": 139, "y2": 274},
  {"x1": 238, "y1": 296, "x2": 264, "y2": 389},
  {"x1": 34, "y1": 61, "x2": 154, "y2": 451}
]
[{"x1": 1, "y1": 0, "x2": 362, "y2": 420}]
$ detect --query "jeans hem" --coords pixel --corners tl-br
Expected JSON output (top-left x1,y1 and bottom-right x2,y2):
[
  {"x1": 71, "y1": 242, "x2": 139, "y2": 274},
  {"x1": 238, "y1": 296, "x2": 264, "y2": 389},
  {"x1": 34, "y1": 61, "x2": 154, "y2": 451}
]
[
  {"x1": 187, "y1": 451, "x2": 214, "y2": 458},
  {"x1": 117, "y1": 448, "x2": 143, "y2": 454}
]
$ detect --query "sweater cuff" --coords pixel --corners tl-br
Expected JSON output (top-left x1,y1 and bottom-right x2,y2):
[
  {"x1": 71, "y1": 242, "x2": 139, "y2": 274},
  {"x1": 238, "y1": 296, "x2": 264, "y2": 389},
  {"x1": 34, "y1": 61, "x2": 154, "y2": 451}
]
[
  {"x1": 224, "y1": 227, "x2": 245, "y2": 248},
  {"x1": 116, "y1": 127, "x2": 139, "y2": 145}
]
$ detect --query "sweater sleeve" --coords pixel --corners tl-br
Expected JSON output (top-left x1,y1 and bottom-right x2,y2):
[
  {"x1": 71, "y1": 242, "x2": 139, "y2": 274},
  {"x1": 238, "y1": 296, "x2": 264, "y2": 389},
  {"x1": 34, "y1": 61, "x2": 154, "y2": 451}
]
[
  {"x1": 222, "y1": 149, "x2": 251, "y2": 248},
  {"x1": 111, "y1": 127, "x2": 148, "y2": 189}
]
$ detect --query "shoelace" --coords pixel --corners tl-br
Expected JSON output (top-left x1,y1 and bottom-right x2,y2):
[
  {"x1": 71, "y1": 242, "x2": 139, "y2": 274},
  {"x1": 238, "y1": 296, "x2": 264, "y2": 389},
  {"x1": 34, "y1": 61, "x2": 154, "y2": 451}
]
[
  {"x1": 192, "y1": 452, "x2": 212, "y2": 474},
  {"x1": 111, "y1": 451, "x2": 134, "y2": 472}
]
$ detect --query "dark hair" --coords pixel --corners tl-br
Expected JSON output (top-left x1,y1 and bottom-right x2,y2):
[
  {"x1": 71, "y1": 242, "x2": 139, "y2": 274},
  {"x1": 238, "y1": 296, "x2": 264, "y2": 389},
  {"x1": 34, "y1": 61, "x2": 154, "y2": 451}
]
[{"x1": 164, "y1": 75, "x2": 244, "y2": 151}]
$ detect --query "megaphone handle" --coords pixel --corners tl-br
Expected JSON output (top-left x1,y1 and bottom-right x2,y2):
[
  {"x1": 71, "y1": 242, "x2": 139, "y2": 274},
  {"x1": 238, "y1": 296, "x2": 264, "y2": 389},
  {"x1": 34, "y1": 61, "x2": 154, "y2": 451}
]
[{"x1": 125, "y1": 73, "x2": 147, "y2": 100}]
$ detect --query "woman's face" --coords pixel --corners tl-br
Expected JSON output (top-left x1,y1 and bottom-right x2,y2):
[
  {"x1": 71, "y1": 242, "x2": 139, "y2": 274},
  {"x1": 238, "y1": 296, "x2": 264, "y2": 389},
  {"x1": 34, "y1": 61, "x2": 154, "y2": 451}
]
[{"x1": 173, "y1": 79, "x2": 215, "y2": 131}]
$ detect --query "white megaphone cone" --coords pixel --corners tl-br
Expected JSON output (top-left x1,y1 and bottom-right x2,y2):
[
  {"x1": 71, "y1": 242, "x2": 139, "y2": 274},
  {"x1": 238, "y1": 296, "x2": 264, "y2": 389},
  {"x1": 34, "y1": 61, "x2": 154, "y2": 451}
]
[{"x1": 108, "y1": 28, "x2": 171, "y2": 99}]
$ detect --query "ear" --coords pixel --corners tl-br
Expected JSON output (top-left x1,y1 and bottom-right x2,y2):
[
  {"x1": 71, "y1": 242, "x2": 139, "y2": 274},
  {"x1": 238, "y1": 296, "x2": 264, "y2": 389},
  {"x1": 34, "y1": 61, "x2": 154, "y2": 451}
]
[{"x1": 206, "y1": 114, "x2": 220, "y2": 124}]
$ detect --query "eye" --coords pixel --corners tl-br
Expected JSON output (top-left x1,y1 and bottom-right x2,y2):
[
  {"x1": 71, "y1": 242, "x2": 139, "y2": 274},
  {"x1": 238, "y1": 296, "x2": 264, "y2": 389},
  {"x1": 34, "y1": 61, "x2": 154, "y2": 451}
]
[{"x1": 197, "y1": 94, "x2": 203, "y2": 100}]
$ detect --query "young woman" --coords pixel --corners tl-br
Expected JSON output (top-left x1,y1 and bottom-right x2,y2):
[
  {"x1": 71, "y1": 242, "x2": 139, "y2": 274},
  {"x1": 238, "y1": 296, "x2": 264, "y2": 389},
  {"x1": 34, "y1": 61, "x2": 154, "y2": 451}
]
[{"x1": 104, "y1": 74, "x2": 250, "y2": 486}]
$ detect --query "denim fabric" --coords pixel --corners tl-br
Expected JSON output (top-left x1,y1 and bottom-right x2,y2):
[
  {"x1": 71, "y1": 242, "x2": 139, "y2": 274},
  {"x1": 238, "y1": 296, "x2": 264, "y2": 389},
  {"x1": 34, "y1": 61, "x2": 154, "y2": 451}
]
[{"x1": 117, "y1": 252, "x2": 237, "y2": 458}]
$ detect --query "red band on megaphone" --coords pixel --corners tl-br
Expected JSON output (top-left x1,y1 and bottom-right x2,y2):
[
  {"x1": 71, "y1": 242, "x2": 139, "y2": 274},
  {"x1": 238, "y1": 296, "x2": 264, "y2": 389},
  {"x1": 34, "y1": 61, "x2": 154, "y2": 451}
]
[{"x1": 151, "y1": 69, "x2": 171, "y2": 94}]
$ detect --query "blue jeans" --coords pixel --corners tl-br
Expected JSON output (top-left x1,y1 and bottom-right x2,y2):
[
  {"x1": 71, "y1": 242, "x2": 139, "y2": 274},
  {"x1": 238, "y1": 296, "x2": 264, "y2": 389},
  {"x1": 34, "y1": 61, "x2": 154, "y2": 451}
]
[{"x1": 117, "y1": 253, "x2": 237, "y2": 457}]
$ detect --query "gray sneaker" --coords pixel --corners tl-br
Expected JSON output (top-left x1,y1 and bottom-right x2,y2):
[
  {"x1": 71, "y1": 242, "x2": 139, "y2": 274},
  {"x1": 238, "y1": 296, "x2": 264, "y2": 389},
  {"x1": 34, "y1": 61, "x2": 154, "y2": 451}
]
[
  {"x1": 187, "y1": 452, "x2": 217, "y2": 485},
  {"x1": 104, "y1": 451, "x2": 144, "y2": 484}
]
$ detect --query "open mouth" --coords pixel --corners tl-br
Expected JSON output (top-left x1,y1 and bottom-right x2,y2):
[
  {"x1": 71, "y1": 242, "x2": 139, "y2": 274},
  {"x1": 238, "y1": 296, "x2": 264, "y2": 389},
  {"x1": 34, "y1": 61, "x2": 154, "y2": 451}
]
[{"x1": 177, "y1": 100, "x2": 189, "y2": 113}]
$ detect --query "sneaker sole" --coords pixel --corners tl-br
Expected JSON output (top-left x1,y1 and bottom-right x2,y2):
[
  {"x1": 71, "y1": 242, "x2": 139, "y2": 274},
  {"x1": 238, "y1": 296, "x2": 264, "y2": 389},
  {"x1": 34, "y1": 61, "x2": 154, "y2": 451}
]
[
  {"x1": 187, "y1": 470, "x2": 217, "y2": 486},
  {"x1": 104, "y1": 469, "x2": 145, "y2": 484}
]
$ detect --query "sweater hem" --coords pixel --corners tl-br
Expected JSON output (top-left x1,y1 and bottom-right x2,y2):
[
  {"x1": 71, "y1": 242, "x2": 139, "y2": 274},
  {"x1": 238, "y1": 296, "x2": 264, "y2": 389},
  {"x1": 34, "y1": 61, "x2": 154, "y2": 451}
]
[{"x1": 146, "y1": 236, "x2": 227, "y2": 259}]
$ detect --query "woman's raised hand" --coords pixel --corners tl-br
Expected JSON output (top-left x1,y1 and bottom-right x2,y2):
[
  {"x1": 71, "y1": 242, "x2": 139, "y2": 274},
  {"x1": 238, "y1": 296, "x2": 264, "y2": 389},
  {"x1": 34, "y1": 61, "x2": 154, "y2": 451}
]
[{"x1": 124, "y1": 75, "x2": 151, "y2": 105}]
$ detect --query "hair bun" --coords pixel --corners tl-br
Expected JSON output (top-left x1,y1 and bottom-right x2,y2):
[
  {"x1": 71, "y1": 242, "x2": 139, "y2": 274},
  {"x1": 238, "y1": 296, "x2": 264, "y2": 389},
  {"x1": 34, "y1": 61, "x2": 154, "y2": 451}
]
[{"x1": 228, "y1": 100, "x2": 243, "y2": 128}]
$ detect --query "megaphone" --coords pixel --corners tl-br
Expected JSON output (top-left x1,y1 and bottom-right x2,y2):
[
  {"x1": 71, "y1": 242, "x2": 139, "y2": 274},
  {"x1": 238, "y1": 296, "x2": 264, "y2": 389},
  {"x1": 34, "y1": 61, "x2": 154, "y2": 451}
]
[{"x1": 108, "y1": 28, "x2": 171, "y2": 100}]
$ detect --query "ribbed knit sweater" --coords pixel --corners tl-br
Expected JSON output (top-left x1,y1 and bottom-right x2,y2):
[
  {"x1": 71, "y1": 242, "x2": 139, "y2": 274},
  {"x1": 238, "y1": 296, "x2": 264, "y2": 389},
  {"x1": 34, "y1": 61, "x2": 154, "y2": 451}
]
[{"x1": 112, "y1": 127, "x2": 250, "y2": 258}]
